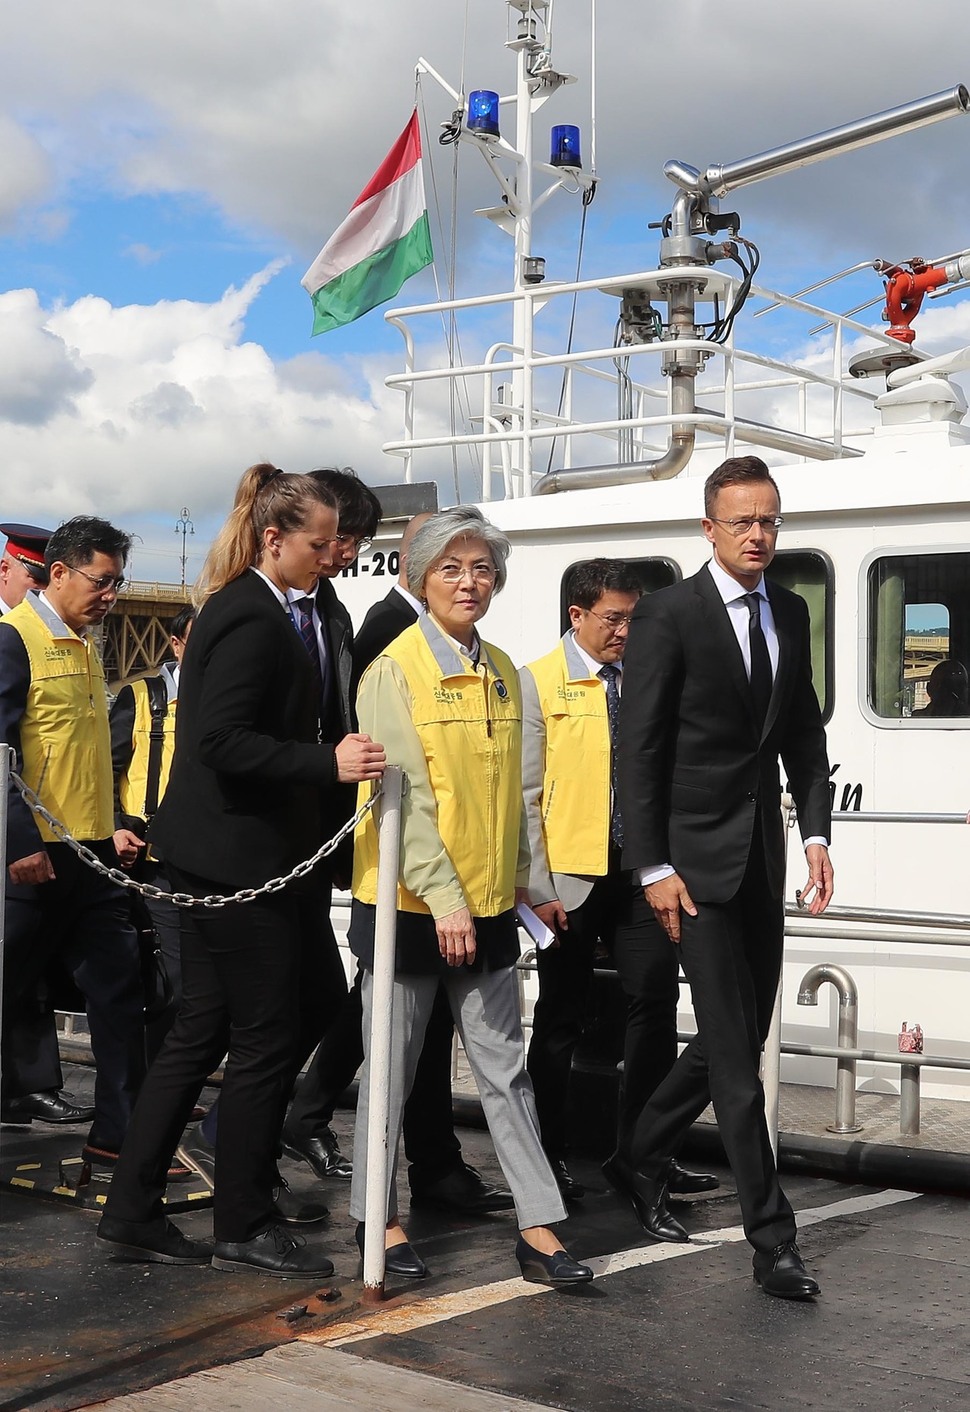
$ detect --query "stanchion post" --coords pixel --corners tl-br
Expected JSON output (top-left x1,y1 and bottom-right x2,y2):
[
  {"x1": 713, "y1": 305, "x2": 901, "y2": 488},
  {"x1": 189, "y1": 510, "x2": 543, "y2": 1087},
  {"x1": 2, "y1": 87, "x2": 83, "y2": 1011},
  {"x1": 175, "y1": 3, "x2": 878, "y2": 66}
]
[{"x1": 362, "y1": 767, "x2": 403, "y2": 1302}]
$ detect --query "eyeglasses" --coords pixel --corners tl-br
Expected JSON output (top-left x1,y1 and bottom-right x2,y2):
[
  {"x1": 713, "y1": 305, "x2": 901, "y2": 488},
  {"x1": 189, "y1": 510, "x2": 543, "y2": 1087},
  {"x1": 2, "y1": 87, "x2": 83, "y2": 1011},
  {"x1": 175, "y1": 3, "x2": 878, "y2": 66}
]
[
  {"x1": 587, "y1": 608, "x2": 634, "y2": 629},
  {"x1": 68, "y1": 566, "x2": 126, "y2": 592},
  {"x1": 331, "y1": 533, "x2": 371, "y2": 554},
  {"x1": 708, "y1": 515, "x2": 784, "y2": 535},
  {"x1": 432, "y1": 562, "x2": 497, "y2": 585}
]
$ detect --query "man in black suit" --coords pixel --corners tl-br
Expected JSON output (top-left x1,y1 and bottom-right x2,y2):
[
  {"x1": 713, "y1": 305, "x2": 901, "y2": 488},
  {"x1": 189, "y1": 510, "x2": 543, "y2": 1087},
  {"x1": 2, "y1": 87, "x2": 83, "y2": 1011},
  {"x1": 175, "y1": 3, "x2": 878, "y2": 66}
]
[{"x1": 611, "y1": 456, "x2": 834, "y2": 1300}]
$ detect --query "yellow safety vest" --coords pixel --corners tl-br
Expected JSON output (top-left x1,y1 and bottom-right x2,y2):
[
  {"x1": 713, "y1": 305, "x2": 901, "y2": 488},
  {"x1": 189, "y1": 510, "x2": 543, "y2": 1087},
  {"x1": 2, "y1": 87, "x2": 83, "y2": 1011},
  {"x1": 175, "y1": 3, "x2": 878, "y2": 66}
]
[
  {"x1": 353, "y1": 620, "x2": 523, "y2": 917},
  {"x1": 4, "y1": 597, "x2": 114, "y2": 842},
  {"x1": 117, "y1": 676, "x2": 177, "y2": 824},
  {"x1": 527, "y1": 640, "x2": 612, "y2": 877}
]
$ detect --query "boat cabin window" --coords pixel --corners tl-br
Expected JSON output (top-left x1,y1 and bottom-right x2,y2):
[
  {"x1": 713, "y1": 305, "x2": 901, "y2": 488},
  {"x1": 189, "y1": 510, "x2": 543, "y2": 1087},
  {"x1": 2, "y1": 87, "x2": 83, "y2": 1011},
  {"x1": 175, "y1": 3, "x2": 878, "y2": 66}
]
[
  {"x1": 868, "y1": 552, "x2": 970, "y2": 721},
  {"x1": 765, "y1": 551, "x2": 833, "y2": 722},
  {"x1": 558, "y1": 557, "x2": 679, "y2": 635}
]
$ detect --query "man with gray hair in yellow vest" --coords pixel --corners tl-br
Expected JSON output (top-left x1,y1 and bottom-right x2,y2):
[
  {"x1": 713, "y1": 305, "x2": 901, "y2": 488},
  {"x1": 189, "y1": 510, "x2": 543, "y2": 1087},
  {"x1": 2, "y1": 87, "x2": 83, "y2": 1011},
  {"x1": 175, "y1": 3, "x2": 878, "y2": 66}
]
[
  {"x1": 519, "y1": 559, "x2": 718, "y2": 1210},
  {"x1": 0, "y1": 515, "x2": 146, "y2": 1167}
]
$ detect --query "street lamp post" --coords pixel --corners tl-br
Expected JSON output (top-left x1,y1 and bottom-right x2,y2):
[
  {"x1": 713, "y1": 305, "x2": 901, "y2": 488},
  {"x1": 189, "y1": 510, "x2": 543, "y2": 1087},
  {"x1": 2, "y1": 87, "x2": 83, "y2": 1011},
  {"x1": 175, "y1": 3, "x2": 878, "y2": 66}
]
[{"x1": 175, "y1": 507, "x2": 195, "y2": 589}]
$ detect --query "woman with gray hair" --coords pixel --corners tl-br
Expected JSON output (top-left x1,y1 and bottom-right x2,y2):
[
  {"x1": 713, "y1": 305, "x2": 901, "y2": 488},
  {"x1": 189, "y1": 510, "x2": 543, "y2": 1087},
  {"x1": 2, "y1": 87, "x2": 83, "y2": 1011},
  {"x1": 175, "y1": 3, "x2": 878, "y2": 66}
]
[{"x1": 347, "y1": 505, "x2": 592, "y2": 1286}]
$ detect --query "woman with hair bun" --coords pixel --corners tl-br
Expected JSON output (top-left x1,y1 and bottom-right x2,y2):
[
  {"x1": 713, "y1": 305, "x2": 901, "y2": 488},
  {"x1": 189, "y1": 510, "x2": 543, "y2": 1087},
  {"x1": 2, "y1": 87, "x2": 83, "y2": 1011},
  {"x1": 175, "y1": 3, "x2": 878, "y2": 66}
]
[{"x1": 99, "y1": 463, "x2": 385, "y2": 1277}]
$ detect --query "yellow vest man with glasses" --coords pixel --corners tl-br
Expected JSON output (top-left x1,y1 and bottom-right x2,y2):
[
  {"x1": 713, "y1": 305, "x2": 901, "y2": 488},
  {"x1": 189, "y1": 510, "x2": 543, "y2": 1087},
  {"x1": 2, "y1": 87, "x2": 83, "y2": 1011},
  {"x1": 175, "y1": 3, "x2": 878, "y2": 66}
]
[{"x1": 0, "y1": 516, "x2": 146, "y2": 1169}]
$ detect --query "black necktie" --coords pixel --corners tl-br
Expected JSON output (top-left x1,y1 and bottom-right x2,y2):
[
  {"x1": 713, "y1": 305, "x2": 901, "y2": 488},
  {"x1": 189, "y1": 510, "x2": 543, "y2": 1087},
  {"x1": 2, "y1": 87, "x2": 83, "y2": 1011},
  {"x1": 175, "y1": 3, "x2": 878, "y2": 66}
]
[
  {"x1": 295, "y1": 596, "x2": 324, "y2": 701},
  {"x1": 745, "y1": 592, "x2": 772, "y2": 726},
  {"x1": 599, "y1": 663, "x2": 624, "y2": 847}
]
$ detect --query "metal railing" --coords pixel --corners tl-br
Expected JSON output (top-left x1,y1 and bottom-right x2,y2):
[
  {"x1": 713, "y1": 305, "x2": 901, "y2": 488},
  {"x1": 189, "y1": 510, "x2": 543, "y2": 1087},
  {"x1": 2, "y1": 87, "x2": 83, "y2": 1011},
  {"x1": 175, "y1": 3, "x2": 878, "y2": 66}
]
[
  {"x1": 761, "y1": 806, "x2": 970, "y2": 1144},
  {"x1": 381, "y1": 270, "x2": 898, "y2": 495}
]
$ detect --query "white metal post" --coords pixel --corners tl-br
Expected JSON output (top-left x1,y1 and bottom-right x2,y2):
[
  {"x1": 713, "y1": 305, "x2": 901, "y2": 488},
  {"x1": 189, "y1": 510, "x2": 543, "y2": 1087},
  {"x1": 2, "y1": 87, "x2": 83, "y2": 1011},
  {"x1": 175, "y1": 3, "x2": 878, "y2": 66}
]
[{"x1": 362, "y1": 766, "x2": 403, "y2": 1301}]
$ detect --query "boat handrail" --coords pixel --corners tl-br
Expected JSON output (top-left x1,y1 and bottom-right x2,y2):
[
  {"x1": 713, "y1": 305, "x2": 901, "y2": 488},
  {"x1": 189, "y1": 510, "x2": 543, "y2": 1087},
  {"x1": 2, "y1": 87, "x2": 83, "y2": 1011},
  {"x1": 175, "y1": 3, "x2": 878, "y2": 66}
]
[{"x1": 382, "y1": 267, "x2": 912, "y2": 496}]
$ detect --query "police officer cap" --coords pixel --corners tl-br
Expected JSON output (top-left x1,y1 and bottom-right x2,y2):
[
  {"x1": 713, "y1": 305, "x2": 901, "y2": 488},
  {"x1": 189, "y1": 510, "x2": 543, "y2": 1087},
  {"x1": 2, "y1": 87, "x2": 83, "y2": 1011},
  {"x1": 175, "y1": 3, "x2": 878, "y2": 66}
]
[{"x1": 1, "y1": 523, "x2": 53, "y2": 581}]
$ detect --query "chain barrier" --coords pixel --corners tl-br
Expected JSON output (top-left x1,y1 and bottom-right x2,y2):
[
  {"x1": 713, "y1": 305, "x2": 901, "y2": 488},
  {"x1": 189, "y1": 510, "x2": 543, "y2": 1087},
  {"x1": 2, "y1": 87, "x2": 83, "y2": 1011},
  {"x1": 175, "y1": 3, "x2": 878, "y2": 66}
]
[{"x1": 9, "y1": 768, "x2": 381, "y2": 909}]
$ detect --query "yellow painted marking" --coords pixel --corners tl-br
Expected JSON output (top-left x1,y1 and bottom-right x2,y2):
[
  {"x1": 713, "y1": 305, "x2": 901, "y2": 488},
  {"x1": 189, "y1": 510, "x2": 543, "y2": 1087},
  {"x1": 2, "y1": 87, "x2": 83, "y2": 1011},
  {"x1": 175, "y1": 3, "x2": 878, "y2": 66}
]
[
  {"x1": 302, "y1": 1188, "x2": 921, "y2": 1349},
  {"x1": 16, "y1": 1162, "x2": 42, "y2": 1171},
  {"x1": 95, "y1": 1193, "x2": 107, "y2": 1205},
  {"x1": 9, "y1": 1177, "x2": 35, "y2": 1189},
  {"x1": 52, "y1": 1186, "x2": 79, "y2": 1198}
]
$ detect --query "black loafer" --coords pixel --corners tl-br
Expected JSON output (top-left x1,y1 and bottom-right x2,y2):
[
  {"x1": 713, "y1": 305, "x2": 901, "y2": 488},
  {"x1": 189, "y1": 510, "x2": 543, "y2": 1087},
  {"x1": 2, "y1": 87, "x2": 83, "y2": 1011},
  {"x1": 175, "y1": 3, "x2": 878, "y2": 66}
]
[
  {"x1": 355, "y1": 1223, "x2": 428, "y2": 1279},
  {"x1": 548, "y1": 1157, "x2": 585, "y2": 1203},
  {"x1": 282, "y1": 1127, "x2": 352, "y2": 1180},
  {"x1": 515, "y1": 1236, "x2": 593, "y2": 1286},
  {"x1": 97, "y1": 1215, "x2": 213, "y2": 1265},
  {"x1": 212, "y1": 1224, "x2": 335, "y2": 1277},
  {"x1": 667, "y1": 1159, "x2": 720, "y2": 1195},
  {"x1": 2, "y1": 1090, "x2": 96, "y2": 1125},
  {"x1": 410, "y1": 1162, "x2": 515, "y2": 1214},
  {"x1": 602, "y1": 1154, "x2": 689, "y2": 1243},
  {"x1": 753, "y1": 1241, "x2": 820, "y2": 1299}
]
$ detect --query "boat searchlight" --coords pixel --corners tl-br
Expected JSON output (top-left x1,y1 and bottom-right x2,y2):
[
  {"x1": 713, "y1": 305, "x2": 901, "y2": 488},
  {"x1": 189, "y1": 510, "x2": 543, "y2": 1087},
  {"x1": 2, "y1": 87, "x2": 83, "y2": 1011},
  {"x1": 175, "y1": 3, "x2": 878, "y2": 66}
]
[{"x1": 537, "y1": 84, "x2": 970, "y2": 495}]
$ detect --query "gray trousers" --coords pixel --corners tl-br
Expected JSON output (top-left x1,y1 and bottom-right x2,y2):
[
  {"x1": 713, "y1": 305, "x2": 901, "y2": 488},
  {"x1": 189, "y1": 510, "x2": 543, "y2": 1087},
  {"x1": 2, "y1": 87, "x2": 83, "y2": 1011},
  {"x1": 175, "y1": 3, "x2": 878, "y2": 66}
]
[{"x1": 350, "y1": 965, "x2": 567, "y2": 1231}]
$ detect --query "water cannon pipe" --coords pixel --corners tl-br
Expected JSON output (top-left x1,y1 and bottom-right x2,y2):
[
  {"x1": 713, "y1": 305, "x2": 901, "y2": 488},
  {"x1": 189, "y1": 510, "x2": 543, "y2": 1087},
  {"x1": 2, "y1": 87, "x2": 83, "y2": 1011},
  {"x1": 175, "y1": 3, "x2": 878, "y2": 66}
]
[{"x1": 666, "y1": 86, "x2": 969, "y2": 200}]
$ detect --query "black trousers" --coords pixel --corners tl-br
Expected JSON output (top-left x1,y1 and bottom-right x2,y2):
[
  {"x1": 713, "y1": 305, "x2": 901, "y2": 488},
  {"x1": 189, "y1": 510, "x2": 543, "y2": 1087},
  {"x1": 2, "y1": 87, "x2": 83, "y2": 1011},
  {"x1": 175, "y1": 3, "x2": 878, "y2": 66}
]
[
  {"x1": 526, "y1": 863, "x2": 678, "y2": 1160},
  {"x1": 286, "y1": 969, "x2": 463, "y2": 1189},
  {"x1": 105, "y1": 865, "x2": 345, "y2": 1243},
  {"x1": 629, "y1": 845, "x2": 795, "y2": 1253},
  {"x1": 1, "y1": 840, "x2": 144, "y2": 1148},
  {"x1": 141, "y1": 861, "x2": 182, "y2": 1067}
]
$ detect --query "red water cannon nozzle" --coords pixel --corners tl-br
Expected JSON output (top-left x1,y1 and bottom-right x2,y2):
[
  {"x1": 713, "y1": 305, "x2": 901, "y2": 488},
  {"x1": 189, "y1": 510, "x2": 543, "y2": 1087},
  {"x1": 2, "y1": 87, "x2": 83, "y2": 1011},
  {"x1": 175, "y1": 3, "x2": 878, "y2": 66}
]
[{"x1": 881, "y1": 253, "x2": 970, "y2": 343}]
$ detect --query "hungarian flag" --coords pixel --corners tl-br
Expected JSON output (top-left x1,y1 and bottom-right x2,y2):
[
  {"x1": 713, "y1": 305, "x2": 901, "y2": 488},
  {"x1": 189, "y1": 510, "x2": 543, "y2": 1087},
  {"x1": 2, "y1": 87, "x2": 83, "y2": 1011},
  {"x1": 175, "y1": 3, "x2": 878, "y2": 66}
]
[{"x1": 301, "y1": 110, "x2": 434, "y2": 335}]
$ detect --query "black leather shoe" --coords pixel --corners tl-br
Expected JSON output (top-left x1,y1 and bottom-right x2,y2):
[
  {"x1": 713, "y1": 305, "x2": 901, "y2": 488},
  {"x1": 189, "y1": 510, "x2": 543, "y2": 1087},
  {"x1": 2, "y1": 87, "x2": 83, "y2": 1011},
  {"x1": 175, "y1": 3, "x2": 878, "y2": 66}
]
[
  {"x1": 2, "y1": 1090, "x2": 96, "y2": 1125},
  {"x1": 515, "y1": 1235, "x2": 593, "y2": 1286},
  {"x1": 176, "y1": 1124, "x2": 216, "y2": 1190},
  {"x1": 667, "y1": 1159, "x2": 720, "y2": 1195},
  {"x1": 212, "y1": 1224, "x2": 335, "y2": 1277},
  {"x1": 282, "y1": 1126, "x2": 352, "y2": 1180},
  {"x1": 548, "y1": 1157, "x2": 585, "y2": 1203},
  {"x1": 411, "y1": 1162, "x2": 515, "y2": 1214},
  {"x1": 355, "y1": 1223, "x2": 428, "y2": 1279},
  {"x1": 752, "y1": 1241, "x2": 820, "y2": 1299},
  {"x1": 273, "y1": 1173, "x2": 330, "y2": 1227},
  {"x1": 602, "y1": 1154, "x2": 689, "y2": 1243},
  {"x1": 97, "y1": 1215, "x2": 213, "y2": 1265}
]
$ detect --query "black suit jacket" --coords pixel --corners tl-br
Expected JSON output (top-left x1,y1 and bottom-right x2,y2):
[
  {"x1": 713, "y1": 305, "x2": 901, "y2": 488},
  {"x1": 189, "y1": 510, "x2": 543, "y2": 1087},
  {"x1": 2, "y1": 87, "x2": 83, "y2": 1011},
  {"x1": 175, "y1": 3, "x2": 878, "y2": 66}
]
[
  {"x1": 617, "y1": 565, "x2": 831, "y2": 902},
  {"x1": 351, "y1": 587, "x2": 418, "y2": 693},
  {"x1": 316, "y1": 577, "x2": 355, "y2": 736},
  {"x1": 150, "y1": 571, "x2": 342, "y2": 889}
]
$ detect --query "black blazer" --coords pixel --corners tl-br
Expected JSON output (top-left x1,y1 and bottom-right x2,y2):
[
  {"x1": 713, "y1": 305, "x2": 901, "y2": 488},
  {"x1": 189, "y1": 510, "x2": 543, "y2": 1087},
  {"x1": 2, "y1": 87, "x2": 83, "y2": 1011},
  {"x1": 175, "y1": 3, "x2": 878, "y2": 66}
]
[
  {"x1": 150, "y1": 571, "x2": 341, "y2": 888},
  {"x1": 316, "y1": 576, "x2": 355, "y2": 736},
  {"x1": 617, "y1": 565, "x2": 831, "y2": 902},
  {"x1": 351, "y1": 587, "x2": 418, "y2": 694}
]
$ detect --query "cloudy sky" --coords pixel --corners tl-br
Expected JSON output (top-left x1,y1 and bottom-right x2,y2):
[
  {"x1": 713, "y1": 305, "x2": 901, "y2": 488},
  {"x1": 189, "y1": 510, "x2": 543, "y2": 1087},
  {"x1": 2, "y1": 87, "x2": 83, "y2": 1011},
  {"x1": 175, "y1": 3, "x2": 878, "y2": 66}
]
[{"x1": 3, "y1": 0, "x2": 970, "y2": 582}]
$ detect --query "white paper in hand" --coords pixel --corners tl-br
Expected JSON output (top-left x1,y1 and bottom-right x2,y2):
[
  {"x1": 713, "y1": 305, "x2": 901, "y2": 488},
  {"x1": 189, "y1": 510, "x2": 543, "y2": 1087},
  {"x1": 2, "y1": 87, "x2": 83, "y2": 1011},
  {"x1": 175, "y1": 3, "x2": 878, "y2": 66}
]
[{"x1": 516, "y1": 901, "x2": 556, "y2": 950}]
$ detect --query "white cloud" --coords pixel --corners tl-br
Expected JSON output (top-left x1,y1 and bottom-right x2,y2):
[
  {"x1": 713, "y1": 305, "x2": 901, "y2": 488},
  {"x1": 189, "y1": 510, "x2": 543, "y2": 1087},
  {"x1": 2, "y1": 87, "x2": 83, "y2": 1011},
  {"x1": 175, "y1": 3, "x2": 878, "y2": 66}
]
[
  {"x1": 0, "y1": 117, "x2": 53, "y2": 230},
  {"x1": 0, "y1": 265, "x2": 411, "y2": 578},
  {"x1": 3, "y1": 1, "x2": 969, "y2": 263}
]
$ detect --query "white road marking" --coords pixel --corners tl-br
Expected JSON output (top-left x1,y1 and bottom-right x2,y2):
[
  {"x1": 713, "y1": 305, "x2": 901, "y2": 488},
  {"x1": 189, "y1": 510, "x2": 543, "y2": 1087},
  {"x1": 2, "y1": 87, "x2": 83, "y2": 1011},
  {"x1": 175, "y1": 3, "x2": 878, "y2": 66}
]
[{"x1": 302, "y1": 1187, "x2": 921, "y2": 1348}]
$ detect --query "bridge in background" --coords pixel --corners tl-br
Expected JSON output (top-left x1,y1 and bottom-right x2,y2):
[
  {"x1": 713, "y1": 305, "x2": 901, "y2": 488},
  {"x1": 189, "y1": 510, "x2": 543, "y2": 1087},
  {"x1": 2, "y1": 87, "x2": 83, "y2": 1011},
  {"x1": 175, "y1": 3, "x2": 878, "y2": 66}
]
[{"x1": 102, "y1": 580, "x2": 193, "y2": 685}]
